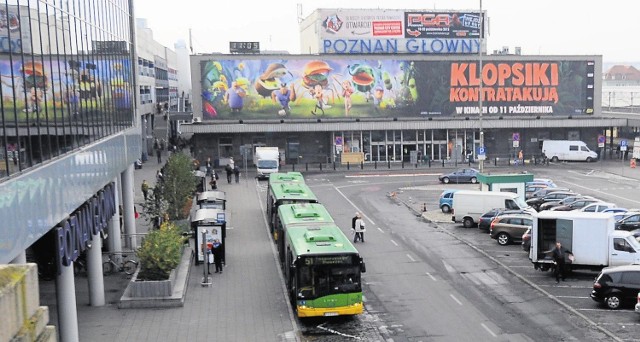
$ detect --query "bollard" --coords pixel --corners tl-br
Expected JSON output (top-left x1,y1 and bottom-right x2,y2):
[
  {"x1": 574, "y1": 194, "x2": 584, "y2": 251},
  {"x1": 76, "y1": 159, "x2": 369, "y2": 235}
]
[
  {"x1": 494, "y1": 157, "x2": 498, "y2": 166},
  {"x1": 402, "y1": 161, "x2": 404, "y2": 169},
  {"x1": 422, "y1": 203, "x2": 427, "y2": 212},
  {"x1": 305, "y1": 163, "x2": 308, "y2": 171},
  {"x1": 388, "y1": 160, "x2": 391, "y2": 169},
  {"x1": 415, "y1": 163, "x2": 418, "y2": 168},
  {"x1": 347, "y1": 162, "x2": 350, "y2": 170},
  {"x1": 428, "y1": 159, "x2": 431, "y2": 168},
  {"x1": 333, "y1": 162, "x2": 336, "y2": 170},
  {"x1": 375, "y1": 160, "x2": 377, "y2": 169},
  {"x1": 320, "y1": 163, "x2": 323, "y2": 171},
  {"x1": 292, "y1": 162, "x2": 295, "y2": 171},
  {"x1": 361, "y1": 161, "x2": 364, "y2": 169},
  {"x1": 442, "y1": 159, "x2": 445, "y2": 167}
]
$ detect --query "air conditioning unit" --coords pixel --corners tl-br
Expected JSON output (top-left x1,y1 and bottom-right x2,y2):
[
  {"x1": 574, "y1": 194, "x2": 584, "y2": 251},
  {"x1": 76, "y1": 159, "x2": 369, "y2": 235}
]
[{"x1": 192, "y1": 117, "x2": 202, "y2": 123}]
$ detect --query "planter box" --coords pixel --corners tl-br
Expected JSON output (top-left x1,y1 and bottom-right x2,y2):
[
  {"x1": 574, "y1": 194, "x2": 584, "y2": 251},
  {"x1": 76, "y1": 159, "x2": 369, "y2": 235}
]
[
  {"x1": 128, "y1": 269, "x2": 176, "y2": 297},
  {"x1": 119, "y1": 248, "x2": 193, "y2": 308}
]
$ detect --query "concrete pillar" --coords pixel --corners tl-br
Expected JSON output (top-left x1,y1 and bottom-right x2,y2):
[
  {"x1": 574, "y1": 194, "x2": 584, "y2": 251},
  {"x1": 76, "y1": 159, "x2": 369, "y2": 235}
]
[
  {"x1": 121, "y1": 165, "x2": 136, "y2": 249},
  {"x1": 10, "y1": 251, "x2": 26, "y2": 264},
  {"x1": 56, "y1": 262, "x2": 79, "y2": 342},
  {"x1": 107, "y1": 176, "x2": 123, "y2": 255},
  {"x1": 86, "y1": 235, "x2": 105, "y2": 306}
]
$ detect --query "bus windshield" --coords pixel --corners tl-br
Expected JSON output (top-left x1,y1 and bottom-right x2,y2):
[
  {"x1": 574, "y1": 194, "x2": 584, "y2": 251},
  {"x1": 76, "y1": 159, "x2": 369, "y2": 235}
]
[{"x1": 297, "y1": 264, "x2": 361, "y2": 299}]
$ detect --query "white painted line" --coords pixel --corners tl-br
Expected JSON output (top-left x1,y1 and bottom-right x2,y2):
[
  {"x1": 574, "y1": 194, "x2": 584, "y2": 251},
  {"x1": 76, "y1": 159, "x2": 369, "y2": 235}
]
[
  {"x1": 481, "y1": 323, "x2": 497, "y2": 338},
  {"x1": 377, "y1": 227, "x2": 385, "y2": 233},
  {"x1": 390, "y1": 240, "x2": 399, "y2": 246},
  {"x1": 345, "y1": 173, "x2": 441, "y2": 178},
  {"x1": 563, "y1": 179, "x2": 640, "y2": 205},
  {"x1": 426, "y1": 272, "x2": 437, "y2": 281},
  {"x1": 406, "y1": 254, "x2": 416, "y2": 262},
  {"x1": 333, "y1": 186, "x2": 377, "y2": 226},
  {"x1": 449, "y1": 293, "x2": 463, "y2": 306},
  {"x1": 577, "y1": 308, "x2": 635, "y2": 313},
  {"x1": 556, "y1": 296, "x2": 590, "y2": 299}
]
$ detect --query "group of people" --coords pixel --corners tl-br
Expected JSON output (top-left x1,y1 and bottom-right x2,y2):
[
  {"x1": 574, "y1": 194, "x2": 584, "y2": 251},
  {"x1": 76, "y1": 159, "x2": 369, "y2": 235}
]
[
  {"x1": 351, "y1": 212, "x2": 366, "y2": 243},
  {"x1": 224, "y1": 158, "x2": 241, "y2": 184},
  {"x1": 202, "y1": 157, "x2": 240, "y2": 191},
  {"x1": 206, "y1": 239, "x2": 224, "y2": 275}
]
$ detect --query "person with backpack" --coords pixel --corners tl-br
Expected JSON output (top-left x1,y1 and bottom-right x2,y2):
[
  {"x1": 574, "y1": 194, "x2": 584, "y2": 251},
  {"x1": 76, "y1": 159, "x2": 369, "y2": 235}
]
[
  {"x1": 225, "y1": 163, "x2": 233, "y2": 184},
  {"x1": 233, "y1": 165, "x2": 240, "y2": 183}
]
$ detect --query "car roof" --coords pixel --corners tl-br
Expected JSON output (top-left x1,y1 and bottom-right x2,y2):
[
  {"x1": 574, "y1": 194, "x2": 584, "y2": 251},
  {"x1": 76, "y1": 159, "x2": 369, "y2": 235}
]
[
  {"x1": 602, "y1": 264, "x2": 640, "y2": 274},
  {"x1": 496, "y1": 213, "x2": 533, "y2": 219}
]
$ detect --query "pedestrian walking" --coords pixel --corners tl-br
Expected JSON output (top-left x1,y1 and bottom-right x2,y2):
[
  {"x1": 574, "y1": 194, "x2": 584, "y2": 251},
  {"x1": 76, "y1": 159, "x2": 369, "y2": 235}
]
[
  {"x1": 212, "y1": 239, "x2": 223, "y2": 273},
  {"x1": 141, "y1": 180, "x2": 150, "y2": 201},
  {"x1": 549, "y1": 241, "x2": 573, "y2": 283},
  {"x1": 156, "y1": 148, "x2": 162, "y2": 163},
  {"x1": 233, "y1": 165, "x2": 240, "y2": 183},
  {"x1": 206, "y1": 157, "x2": 212, "y2": 177},
  {"x1": 225, "y1": 163, "x2": 233, "y2": 184},
  {"x1": 352, "y1": 213, "x2": 366, "y2": 243}
]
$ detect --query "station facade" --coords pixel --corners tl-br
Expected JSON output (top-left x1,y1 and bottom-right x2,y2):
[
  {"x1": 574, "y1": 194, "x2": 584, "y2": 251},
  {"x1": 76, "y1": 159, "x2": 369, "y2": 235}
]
[{"x1": 183, "y1": 8, "x2": 626, "y2": 165}]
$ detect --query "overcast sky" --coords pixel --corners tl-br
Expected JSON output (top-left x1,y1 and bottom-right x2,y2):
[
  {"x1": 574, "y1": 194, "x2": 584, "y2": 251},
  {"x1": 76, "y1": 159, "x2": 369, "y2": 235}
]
[{"x1": 133, "y1": 0, "x2": 639, "y2": 63}]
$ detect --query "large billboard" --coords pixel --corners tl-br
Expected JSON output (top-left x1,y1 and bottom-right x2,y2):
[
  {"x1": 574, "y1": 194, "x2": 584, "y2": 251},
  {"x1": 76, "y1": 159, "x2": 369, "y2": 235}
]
[
  {"x1": 0, "y1": 6, "x2": 32, "y2": 53},
  {"x1": 199, "y1": 58, "x2": 595, "y2": 120},
  {"x1": 0, "y1": 56, "x2": 133, "y2": 122},
  {"x1": 316, "y1": 9, "x2": 483, "y2": 54}
]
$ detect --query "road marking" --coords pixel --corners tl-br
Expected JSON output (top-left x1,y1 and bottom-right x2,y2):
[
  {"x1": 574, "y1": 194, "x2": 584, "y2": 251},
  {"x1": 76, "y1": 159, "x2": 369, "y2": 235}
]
[
  {"x1": 345, "y1": 173, "x2": 441, "y2": 178},
  {"x1": 406, "y1": 254, "x2": 416, "y2": 262},
  {"x1": 481, "y1": 323, "x2": 497, "y2": 338},
  {"x1": 556, "y1": 296, "x2": 590, "y2": 299},
  {"x1": 333, "y1": 186, "x2": 377, "y2": 226},
  {"x1": 563, "y1": 179, "x2": 640, "y2": 205},
  {"x1": 449, "y1": 293, "x2": 463, "y2": 306},
  {"x1": 390, "y1": 240, "x2": 399, "y2": 246},
  {"x1": 377, "y1": 227, "x2": 385, "y2": 233},
  {"x1": 577, "y1": 308, "x2": 636, "y2": 313},
  {"x1": 426, "y1": 272, "x2": 437, "y2": 281}
]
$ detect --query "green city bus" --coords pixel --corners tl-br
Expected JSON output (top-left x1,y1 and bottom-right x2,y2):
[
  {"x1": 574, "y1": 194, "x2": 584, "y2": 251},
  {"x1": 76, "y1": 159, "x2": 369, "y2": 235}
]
[
  {"x1": 275, "y1": 203, "x2": 335, "y2": 265},
  {"x1": 279, "y1": 210, "x2": 366, "y2": 318},
  {"x1": 266, "y1": 181, "x2": 318, "y2": 240}
]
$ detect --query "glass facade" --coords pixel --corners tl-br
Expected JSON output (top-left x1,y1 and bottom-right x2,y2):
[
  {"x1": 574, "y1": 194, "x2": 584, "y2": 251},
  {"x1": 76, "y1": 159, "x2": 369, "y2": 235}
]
[{"x1": 0, "y1": 0, "x2": 135, "y2": 180}]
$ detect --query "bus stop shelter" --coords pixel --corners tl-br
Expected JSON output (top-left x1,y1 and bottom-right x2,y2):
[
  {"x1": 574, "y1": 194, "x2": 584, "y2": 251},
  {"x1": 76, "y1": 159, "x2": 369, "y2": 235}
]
[{"x1": 191, "y1": 208, "x2": 226, "y2": 265}]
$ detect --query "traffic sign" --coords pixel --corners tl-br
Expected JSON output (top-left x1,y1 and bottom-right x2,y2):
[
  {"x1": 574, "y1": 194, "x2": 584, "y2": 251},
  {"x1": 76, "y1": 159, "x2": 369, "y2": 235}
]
[
  {"x1": 598, "y1": 135, "x2": 605, "y2": 148},
  {"x1": 621, "y1": 140, "x2": 628, "y2": 147},
  {"x1": 477, "y1": 146, "x2": 486, "y2": 155},
  {"x1": 513, "y1": 140, "x2": 520, "y2": 148},
  {"x1": 512, "y1": 132, "x2": 520, "y2": 142}
]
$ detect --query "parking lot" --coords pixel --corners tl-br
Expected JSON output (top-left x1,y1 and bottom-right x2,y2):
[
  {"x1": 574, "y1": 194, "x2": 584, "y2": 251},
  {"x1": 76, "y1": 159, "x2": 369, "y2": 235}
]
[{"x1": 394, "y1": 177, "x2": 640, "y2": 341}]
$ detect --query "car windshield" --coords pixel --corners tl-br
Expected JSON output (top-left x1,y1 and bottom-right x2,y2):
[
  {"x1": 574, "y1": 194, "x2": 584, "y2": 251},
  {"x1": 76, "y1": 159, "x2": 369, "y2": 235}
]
[{"x1": 258, "y1": 160, "x2": 279, "y2": 169}]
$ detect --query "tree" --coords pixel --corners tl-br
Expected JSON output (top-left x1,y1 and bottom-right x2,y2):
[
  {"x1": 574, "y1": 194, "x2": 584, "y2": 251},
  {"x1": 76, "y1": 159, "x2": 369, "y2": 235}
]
[{"x1": 161, "y1": 153, "x2": 198, "y2": 220}]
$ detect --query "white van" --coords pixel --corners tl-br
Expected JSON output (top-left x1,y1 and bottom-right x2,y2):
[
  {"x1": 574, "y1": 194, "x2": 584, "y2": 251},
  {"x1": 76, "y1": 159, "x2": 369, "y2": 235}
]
[
  {"x1": 541, "y1": 140, "x2": 597, "y2": 162},
  {"x1": 452, "y1": 190, "x2": 532, "y2": 228}
]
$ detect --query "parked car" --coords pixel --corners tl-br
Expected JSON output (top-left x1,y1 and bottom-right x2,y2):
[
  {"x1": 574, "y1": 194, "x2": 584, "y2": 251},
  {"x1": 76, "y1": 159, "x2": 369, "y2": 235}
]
[
  {"x1": 615, "y1": 213, "x2": 640, "y2": 231},
  {"x1": 489, "y1": 213, "x2": 533, "y2": 246},
  {"x1": 529, "y1": 187, "x2": 571, "y2": 199},
  {"x1": 636, "y1": 292, "x2": 640, "y2": 315},
  {"x1": 550, "y1": 198, "x2": 600, "y2": 211},
  {"x1": 439, "y1": 189, "x2": 458, "y2": 213},
  {"x1": 603, "y1": 208, "x2": 628, "y2": 214},
  {"x1": 478, "y1": 208, "x2": 530, "y2": 231},
  {"x1": 526, "y1": 191, "x2": 576, "y2": 211},
  {"x1": 591, "y1": 264, "x2": 640, "y2": 309},
  {"x1": 438, "y1": 168, "x2": 479, "y2": 184},
  {"x1": 538, "y1": 195, "x2": 587, "y2": 211},
  {"x1": 528, "y1": 178, "x2": 557, "y2": 187},
  {"x1": 581, "y1": 202, "x2": 617, "y2": 213},
  {"x1": 525, "y1": 184, "x2": 549, "y2": 200},
  {"x1": 522, "y1": 227, "x2": 532, "y2": 251}
]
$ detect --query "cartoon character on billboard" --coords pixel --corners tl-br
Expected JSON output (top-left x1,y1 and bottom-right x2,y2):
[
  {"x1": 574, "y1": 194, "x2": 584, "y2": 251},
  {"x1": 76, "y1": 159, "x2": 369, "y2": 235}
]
[
  {"x1": 201, "y1": 61, "x2": 226, "y2": 117},
  {"x1": 224, "y1": 81, "x2": 246, "y2": 113},
  {"x1": 255, "y1": 63, "x2": 291, "y2": 98},
  {"x1": 338, "y1": 80, "x2": 354, "y2": 116},
  {"x1": 20, "y1": 62, "x2": 47, "y2": 113},
  {"x1": 78, "y1": 64, "x2": 102, "y2": 100},
  {"x1": 110, "y1": 62, "x2": 130, "y2": 110},
  {"x1": 302, "y1": 61, "x2": 334, "y2": 116},
  {"x1": 272, "y1": 82, "x2": 296, "y2": 116},
  {"x1": 347, "y1": 63, "x2": 375, "y2": 102}
]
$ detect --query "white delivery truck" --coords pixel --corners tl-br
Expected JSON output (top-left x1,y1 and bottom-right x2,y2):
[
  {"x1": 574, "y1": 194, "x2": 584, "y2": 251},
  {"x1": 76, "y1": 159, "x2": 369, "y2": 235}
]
[
  {"x1": 254, "y1": 147, "x2": 280, "y2": 179},
  {"x1": 541, "y1": 140, "x2": 598, "y2": 162},
  {"x1": 452, "y1": 190, "x2": 532, "y2": 228},
  {"x1": 530, "y1": 211, "x2": 640, "y2": 272}
]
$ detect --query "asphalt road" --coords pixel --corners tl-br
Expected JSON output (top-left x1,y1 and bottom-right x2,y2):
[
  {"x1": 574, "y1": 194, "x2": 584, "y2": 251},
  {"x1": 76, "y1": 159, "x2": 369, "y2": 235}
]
[{"x1": 252, "y1": 162, "x2": 640, "y2": 341}]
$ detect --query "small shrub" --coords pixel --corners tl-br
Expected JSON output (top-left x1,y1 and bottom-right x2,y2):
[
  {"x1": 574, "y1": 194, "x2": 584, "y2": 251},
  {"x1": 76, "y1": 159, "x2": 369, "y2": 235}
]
[{"x1": 136, "y1": 221, "x2": 183, "y2": 281}]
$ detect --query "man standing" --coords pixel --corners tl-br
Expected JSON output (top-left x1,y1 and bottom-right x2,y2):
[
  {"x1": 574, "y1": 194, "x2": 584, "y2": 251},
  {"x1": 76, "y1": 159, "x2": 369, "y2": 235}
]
[
  {"x1": 212, "y1": 240, "x2": 223, "y2": 273},
  {"x1": 551, "y1": 241, "x2": 573, "y2": 283},
  {"x1": 353, "y1": 213, "x2": 366, "y2": 243}
]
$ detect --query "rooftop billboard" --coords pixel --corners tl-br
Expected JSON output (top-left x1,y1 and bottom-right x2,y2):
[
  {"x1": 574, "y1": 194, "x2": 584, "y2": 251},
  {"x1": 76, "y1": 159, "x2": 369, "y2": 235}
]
[{"x1": 198, "y1": 57, "x2": 595, "y2": 120}]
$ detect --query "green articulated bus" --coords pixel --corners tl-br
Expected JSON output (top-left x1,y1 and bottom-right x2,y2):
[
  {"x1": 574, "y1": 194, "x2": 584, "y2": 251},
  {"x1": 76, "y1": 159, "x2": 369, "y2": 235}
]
[
  {"x1": 275, "y1": 203, "x2": 335, "y2": 265},
  {"x1": 278, "y1": 203, "x2": 366, "y2": 318},
  {"x1": 266, "y1": 180, "x2": 318, "y2": 240}
]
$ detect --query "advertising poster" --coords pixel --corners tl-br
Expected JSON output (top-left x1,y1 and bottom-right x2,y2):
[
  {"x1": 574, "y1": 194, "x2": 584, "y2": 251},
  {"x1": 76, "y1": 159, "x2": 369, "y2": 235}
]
[
  {"x1": 0, "y1": 56, "x2": 133, "y2": 122},
  {"x1": 404, "y1": 12, "x2": 483, "y2": 39},
  {"x1": 414, "y1": 60, "x2": 594, "y2": 116},
  {"x1": 200, "y1": 58, "x2": 594, "y2": 120},
  {"x1": 0, "y1": 6, "x2": 32, "y2": 54}
]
